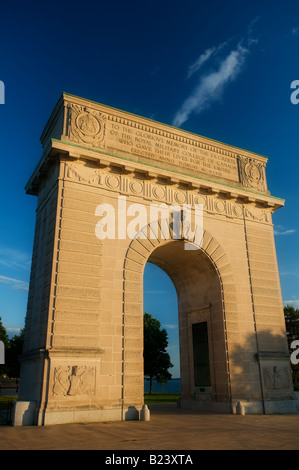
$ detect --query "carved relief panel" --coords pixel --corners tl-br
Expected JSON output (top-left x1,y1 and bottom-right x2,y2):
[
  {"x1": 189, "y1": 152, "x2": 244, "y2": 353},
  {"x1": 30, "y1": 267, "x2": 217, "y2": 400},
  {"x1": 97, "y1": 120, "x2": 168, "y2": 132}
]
[
  {"x1": 52, "y1": 365, "x2": 96, "y2": 397},
  {"x1": 67, "y1": 104, "x2": 107, "y2": 148},
  {"x1": 238, "y1": 156, "x2": 267, "y2": 192},
  {"x1": 260, "y1": 360, "x2": 294, "y2": 401}
]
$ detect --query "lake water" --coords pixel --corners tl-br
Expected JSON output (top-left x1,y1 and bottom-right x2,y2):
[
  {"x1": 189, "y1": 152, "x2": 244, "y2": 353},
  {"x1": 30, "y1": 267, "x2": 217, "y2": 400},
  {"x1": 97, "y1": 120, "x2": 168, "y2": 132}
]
[{"x1": 144, "y1": 378, "x2": 181, "y2": 394}]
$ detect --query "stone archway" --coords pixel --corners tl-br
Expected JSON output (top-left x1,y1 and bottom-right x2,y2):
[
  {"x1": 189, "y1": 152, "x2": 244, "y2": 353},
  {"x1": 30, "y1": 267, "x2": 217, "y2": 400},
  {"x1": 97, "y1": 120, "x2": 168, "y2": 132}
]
[
  {"x1": 13, "y1": 93, "x2": 297, "y2": 426},
  {"x1": 123, "y1": 229, "x2": 236, "y2": 414}
]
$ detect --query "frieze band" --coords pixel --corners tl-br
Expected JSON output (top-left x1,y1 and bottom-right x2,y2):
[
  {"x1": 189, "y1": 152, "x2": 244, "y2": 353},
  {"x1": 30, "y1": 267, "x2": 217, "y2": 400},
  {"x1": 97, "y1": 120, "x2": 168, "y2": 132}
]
[{"x1": 64, "y1": 162, "x2": 271, "y2": 224}]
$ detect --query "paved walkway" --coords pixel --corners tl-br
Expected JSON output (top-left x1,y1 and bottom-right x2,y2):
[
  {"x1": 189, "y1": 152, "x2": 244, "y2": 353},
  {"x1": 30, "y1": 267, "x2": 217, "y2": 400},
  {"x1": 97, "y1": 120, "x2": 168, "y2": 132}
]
[{"x1": 1, "y1": 404, "x2": 299, "y2": 450}]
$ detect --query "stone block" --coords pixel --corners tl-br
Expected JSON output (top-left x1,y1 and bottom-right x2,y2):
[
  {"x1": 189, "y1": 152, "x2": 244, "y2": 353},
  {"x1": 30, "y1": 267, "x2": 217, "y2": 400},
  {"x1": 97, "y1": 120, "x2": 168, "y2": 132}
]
[{"x1": 12, "y1": 401, "x2": 37, "y2": 426}]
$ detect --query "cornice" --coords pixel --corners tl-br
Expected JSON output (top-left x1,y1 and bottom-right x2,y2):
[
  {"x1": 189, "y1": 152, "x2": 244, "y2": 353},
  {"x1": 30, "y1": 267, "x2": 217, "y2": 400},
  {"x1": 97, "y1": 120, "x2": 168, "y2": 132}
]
[{"x1": 26, "y1": 139, "x2": 284, "y2": 211}]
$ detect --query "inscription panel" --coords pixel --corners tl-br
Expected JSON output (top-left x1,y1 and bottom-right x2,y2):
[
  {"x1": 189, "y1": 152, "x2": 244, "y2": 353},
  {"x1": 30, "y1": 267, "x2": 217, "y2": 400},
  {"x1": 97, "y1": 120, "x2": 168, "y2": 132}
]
[
  {"x1": 105, "y1": 121, "x2": 239, "y2": 182},
  {"x1": 64, "y1": 100, "x2": 268, "y2": 191}
]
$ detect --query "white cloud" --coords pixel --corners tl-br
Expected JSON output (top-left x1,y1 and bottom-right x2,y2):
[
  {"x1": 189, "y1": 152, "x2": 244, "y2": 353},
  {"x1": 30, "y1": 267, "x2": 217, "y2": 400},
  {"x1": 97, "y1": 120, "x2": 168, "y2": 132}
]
[
  {"x1": 292, "y1": 26, "x2": 299, "y2": 37},
  {"x1": 166, "y1": 344, "x2": 178, "y2": 351},
  {"x1": 280, "y1": 272, "x2": 299, "y2": 277},
  {"x1": 172, "y1": 42, "x2": 250, "y2": 127},
  {"x1": 6, "y1": 327, "x2": 22, "y2": 338},
  {"x1": 162, "y1": 324, "x2": 178, "y2": 329},
  {"x1": 248, "y1": 16, "x2": 260, "y2": 36},
  {"x1": 283, "y1": 300, "x2": 299, "y2": 309},
  {"x1": 0, "y1": 246, "x2": 31, "y2": 271},
  {"x1": 187, "y1": 42, "x2": 227, "y2": 78},
  {"x1": 144, "y1": 290, "x2": 168, "y2": 295},
  {"x1": 0, "y1": 274, "x2": 29, "y2": 291},
  {"x1": 172, "y1": 19, "x2": 260, "y2": 127},
  {"x1": 274, "y1": 225, "x2": 296, "y2": 236}
]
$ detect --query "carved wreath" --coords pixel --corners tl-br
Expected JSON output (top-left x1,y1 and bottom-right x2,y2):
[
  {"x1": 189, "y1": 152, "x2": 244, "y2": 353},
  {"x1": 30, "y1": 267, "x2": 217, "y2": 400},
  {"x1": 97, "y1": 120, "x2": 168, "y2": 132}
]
[
  {"x1": 238, "y1": 156, "x2": 266, "y2": 192},
  {"x1": 68, "y1": 104, "x2": 106, "y2": 148}
]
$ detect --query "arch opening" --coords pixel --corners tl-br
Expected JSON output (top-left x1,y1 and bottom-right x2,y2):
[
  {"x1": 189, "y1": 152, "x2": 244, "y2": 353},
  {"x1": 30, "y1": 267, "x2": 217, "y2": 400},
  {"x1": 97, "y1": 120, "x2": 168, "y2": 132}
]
[
  {"x1": 139, "y1": 240, "x2": 231, "y2": 411},
  {"x1": 144, "y1": 262, "x2": 180, "y2": 392}
]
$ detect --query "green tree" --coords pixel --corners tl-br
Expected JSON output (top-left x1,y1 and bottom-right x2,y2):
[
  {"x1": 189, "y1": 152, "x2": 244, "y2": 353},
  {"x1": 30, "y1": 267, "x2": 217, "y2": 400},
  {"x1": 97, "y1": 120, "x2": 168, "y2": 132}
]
[
  {"x1": 6, "y1": 329, "x2": 24, "y2": 379},
  {"x1": 144, "y1": 313, "x2": 173, "y2": 394},
  {"x1": 284, "y1": 305, "x2": 299, "y2": 390},
  {"x1": 0, "y1": 320, "x2": 25, "y2": 380}
]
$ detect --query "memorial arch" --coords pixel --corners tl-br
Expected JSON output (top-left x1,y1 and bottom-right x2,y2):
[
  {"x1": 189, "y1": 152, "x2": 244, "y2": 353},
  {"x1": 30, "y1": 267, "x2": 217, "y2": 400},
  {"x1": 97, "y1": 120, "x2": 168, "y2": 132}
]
[{"x1": 13, "y1": 93, "x2": 297, "y2": 425}]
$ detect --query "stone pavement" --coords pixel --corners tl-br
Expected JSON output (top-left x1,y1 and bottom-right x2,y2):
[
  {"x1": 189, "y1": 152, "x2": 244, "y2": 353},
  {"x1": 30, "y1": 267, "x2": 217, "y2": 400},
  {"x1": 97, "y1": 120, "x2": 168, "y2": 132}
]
[{"x1": 1, "y1": 404, "x2": 299, "y2": 451}]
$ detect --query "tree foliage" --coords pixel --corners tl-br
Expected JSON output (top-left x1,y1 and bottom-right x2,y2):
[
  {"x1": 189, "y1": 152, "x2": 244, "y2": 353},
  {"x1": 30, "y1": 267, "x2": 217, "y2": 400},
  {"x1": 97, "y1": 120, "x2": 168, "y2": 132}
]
[
  {"x1": 143, "y1": 313, "x2": 173, "y2": 393},
  {"x1": 0, "y1": 318, "x2": 24, "y2": 379},
  {"x1": 6, "y1": 329, "x2": 25, "y2": 378}
]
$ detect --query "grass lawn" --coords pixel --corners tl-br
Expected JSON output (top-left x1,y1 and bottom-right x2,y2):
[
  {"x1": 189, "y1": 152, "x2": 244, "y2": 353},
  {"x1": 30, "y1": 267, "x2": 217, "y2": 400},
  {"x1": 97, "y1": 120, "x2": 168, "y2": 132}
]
[
  {"x1": 1, "y1": 394, "x2": 180, "y2": 407},
  {"x1": 144, "y1": 393, "x2": 180, "y2": 403},
  {"x1": 0, "y1": 395, "x2": 17, "y2": 410}
]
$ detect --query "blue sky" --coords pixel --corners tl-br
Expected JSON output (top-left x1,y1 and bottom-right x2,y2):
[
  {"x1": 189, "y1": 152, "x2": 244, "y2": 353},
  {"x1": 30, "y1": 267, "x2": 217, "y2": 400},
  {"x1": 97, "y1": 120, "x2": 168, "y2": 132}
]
[{"x1": 1, "y1": 1, "x2": 299, "y2": 377}]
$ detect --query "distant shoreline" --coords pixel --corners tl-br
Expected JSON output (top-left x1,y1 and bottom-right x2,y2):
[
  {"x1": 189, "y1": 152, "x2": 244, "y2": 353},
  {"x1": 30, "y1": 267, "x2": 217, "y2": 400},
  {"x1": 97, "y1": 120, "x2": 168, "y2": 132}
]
[{"x1": 144, "y1": 378, "x2": 181, "y2": 394}]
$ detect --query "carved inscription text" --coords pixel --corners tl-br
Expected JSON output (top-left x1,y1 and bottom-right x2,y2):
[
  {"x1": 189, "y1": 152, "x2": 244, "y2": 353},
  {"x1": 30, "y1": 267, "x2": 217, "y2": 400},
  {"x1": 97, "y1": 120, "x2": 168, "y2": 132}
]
[{"x1": 106, "y1": 121, "x2": 239, "y2": 182}]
